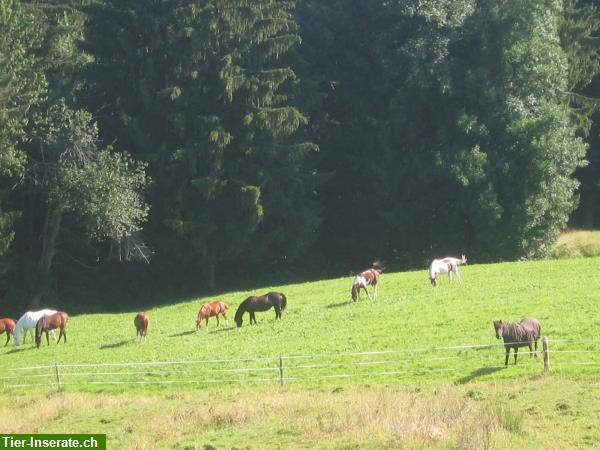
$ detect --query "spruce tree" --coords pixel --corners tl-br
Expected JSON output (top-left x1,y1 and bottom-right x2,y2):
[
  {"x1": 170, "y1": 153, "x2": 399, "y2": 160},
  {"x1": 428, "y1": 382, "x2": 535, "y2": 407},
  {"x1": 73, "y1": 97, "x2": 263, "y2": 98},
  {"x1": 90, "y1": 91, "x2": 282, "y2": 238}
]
[{"x1": 83, "y1": 0, "x2": 320, "y2": 287}]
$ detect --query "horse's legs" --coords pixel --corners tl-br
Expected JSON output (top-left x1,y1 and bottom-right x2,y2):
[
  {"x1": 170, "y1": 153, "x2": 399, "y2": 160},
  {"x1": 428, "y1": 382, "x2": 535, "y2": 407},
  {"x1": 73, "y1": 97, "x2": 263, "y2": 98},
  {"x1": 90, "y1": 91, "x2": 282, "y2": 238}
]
[
  {"x1": 534, "y1": 339, "x2": 538, "y2": 357},
  {"x1": 456, "y1": 268, "x2": 462, "y2": 284},
  {"x1": 250, "y1": 312, "x2": 256, "y2": 324},
  {"x1": 63, "y1": 327, "x2": 67, "y2": 343},
  {"x1": 504, "y1": 347, "x2": 510, "y2": 366},
  {"x1": 514, "y1": 347, "x2": 518, "y2": 365},
  {"x1": 4, "y1": 332, "x2": 9, "y2": 347},
  {"x1": 223, "y1": 312, "x2": 229, "y2": 326},
  {"x1": 45, "y1": 330, "x2": 50, "y2": 346},
  {"x1": 448, "y1": 271, "x2": 453, "y2": 283}
]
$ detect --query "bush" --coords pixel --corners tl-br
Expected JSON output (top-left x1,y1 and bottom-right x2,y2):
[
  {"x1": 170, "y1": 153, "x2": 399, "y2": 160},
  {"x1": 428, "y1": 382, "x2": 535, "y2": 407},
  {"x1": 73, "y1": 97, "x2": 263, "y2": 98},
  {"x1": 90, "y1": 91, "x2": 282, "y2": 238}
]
[{"x1": 550, "y1": 230, "x2": 600, "y2": 259}]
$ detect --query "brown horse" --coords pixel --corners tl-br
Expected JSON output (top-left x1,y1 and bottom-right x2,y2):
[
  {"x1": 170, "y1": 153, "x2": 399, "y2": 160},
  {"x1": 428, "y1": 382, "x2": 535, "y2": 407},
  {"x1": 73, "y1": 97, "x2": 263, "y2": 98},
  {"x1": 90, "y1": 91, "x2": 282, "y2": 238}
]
[
  {"x1": 234, "y1": 292, "x2": 287, "y2": 327},
  {"x1": 351, "y1": 267, "x2": 382, "y2": 301},
  {"x1": 0, "y1": 318, "x2": 16, "y2": 346},
  {"x1": 196, "y1": 300, "x2": 229, "y2": 330},
  {"x1": 134, "y1": 312, "x2": 149, "y2": 340},
  {"x1": 493, "y1": 317, "x2": 541, "y2": 366},
  {"x1": 35, "y1": 312, "x2": 69, "y2": 348}
]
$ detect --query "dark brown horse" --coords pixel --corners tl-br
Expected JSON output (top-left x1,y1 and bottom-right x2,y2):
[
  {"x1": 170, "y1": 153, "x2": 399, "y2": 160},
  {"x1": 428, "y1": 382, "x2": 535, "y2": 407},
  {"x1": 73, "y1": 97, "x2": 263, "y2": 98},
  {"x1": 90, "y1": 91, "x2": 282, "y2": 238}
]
[
  {"x1": 0, "y1": 318, "x2": 16, "y2": 346},
  {"x1": 196, "y1": 300, "x2": 229, "y2": 330},
  {"x1": 134, "y1": 312, "x2": 149, "y2": 340},
  {"x1": 35, "y1": 312, "x2": 69, "y2": 348},
  {"x1": 493, "y1": 317, "x2": 541, "y2": 366},
  {"x1": 234, "y1": 292, "x2": 287, "y2": 327}
]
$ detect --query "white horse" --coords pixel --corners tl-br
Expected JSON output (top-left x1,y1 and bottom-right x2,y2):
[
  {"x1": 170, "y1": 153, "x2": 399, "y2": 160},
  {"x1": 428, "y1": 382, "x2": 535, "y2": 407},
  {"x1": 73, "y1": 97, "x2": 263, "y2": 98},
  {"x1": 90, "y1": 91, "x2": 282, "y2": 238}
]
[
  {"x1": 429, "y1": 255, "x2": 467, "y2": 286},
  {"x1": 14, "y1": 309, "x2": 57, "y2": 345}
]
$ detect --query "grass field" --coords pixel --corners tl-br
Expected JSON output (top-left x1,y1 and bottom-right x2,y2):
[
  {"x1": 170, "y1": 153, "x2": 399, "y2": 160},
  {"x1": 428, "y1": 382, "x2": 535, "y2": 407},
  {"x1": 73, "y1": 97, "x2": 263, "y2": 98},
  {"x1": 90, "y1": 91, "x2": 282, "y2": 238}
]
[{"x1": 3, "y1": 257, "x2": 600, "y2": 448}]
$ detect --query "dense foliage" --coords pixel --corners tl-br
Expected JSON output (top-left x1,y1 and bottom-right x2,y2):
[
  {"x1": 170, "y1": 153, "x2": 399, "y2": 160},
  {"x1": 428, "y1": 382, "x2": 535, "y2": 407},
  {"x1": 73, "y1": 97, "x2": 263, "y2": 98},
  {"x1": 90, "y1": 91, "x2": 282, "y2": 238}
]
[{"x1": 0, "y1": 0, "x2": 599, "y2": 311}]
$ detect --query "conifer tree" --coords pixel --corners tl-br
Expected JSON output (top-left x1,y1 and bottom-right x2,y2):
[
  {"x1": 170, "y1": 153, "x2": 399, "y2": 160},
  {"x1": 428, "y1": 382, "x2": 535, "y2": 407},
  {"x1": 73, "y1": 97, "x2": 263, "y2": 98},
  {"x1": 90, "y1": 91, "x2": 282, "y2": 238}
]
[{"x1": 83, "y1": 0, "x2": 320, "y2": 287}]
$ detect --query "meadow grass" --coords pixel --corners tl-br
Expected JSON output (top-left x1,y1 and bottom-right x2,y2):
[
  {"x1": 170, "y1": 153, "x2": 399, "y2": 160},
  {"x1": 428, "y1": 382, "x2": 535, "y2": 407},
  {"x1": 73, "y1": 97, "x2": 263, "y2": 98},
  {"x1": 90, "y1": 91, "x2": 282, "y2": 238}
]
[
  {"x1": 550, "y1": 229, "x2": 600, "y2": 258},
  {"x1": 2, "y1": 257, "x2": 600, "y2": 448}
]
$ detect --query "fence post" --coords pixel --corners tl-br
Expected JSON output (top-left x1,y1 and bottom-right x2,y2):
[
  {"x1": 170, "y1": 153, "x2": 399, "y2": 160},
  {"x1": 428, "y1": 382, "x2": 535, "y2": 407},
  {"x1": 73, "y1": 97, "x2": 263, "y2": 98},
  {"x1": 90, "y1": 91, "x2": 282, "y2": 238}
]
[
  {"x1": 543, "y1": 336, "x2": 550, "y2": 372},
  {"x1": 279, "y1": 355, "x2": 284, "y2": 386},
  {"x1": 54, "y1": 363, "x2": 61, "y2": 389}
]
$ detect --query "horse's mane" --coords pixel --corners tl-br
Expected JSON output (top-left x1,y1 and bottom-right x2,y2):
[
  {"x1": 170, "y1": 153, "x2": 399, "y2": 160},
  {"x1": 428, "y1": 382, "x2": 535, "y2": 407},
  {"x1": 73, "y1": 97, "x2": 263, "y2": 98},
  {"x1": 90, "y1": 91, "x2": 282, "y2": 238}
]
[
  {"x1": 234, "y1": 297, "x2": 251, "y2": 322},
  {"x1": 501, "y1": 320, "x2": 540, "y2": 342}
]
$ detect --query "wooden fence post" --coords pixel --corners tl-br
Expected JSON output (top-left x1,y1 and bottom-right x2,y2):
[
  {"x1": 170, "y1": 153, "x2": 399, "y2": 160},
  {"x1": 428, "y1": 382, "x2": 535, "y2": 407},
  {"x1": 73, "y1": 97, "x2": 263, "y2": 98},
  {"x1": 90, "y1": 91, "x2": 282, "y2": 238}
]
[
  {"x1": 279, "y1": 355, "x2": 284, "y2": 386},
  {"x1": 543, "y1": 336, "x2": 550, "y2": 372},
  {"x1": 54, "y1": 363, "x2": 61, "y2": 389}
]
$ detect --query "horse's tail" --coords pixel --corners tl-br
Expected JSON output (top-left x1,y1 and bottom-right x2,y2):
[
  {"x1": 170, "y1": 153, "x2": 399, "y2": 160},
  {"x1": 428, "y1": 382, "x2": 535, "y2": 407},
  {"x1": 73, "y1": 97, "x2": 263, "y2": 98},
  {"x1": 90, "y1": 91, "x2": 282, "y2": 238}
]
[{"x1": 280, "y1": 293, "x2": 287, "y2": 311}]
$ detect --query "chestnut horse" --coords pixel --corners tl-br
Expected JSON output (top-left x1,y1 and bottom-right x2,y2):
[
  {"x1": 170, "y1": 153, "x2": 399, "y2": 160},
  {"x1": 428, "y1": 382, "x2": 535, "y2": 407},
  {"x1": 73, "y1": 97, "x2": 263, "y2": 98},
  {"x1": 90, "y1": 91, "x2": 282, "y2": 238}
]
[
  {"x1": 0, "y1": 318, "x2": 16, "y2": 346},
  {"x1": 196, "y1": 300, "x2": 229, "y2": 330},
  {"x1": 234, "y1": 292, "x2": 287, "y2": 327},
  {"x1": 35, "y1": 312, "x2": 69, "y2": 348},
  {"x1": 134, "y1": 312, "x2": 149, "y2": 340},
  {"x1": 351, "y1": 268, "x2": 381, "y2": 301}
]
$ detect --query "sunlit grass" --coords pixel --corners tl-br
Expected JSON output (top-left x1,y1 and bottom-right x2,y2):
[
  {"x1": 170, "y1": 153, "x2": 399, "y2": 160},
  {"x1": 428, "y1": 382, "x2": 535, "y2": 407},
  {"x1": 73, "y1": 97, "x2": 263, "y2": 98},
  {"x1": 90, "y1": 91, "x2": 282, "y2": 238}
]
[
  {"x1": 3, "y1": 257, "x2": 600, "y2": 448},
  {"x1": 550, "y1": 229, "x2": 600, "y2": 259}
]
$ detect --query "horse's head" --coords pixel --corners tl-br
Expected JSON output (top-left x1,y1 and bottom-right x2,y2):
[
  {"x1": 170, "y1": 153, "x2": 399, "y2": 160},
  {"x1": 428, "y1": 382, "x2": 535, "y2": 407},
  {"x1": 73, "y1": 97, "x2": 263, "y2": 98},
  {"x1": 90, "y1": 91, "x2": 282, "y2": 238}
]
[
  {"x1": 493, "y1": 320, "x2": 503, "y2": 339},
  {"x1": 461, "y1": 255, "x2": 467, "y2": 264},
  {"x1": 430, "y1": 277, "x2": 437, "y2": 287}
]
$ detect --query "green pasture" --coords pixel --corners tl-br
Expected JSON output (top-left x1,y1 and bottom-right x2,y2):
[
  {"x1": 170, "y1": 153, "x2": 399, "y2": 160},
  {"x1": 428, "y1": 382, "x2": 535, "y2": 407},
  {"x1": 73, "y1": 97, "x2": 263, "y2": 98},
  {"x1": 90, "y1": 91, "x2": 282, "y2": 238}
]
[
  {"x1": 3, "y1": 257, "x2": 600, "y2": 389},
  {"x1": 3, "y1": 257, "x2": 600, "y2": 449}
]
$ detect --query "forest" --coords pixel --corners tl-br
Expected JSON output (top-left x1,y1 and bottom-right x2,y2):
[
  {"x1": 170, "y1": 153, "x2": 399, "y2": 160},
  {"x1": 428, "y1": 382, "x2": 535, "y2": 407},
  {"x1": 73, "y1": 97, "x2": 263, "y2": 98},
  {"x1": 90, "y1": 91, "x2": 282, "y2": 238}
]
[{"x1": 1, "y1": 0, "x2": 599, "y2": 313}]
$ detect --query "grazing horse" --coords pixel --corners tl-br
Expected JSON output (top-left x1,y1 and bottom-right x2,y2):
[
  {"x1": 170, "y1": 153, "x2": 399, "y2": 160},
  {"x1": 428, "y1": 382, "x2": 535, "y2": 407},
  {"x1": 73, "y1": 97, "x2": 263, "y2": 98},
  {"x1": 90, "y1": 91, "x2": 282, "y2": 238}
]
[
  {"x1": 14, "y1": 309, "x2": 58, "y2": 345},
  {"x1": 493, "y1": 317, "x2": 541, "y2": 366},
  {"x1": 35, "y1": 312, "x2": 69, "y2": 348},
  {"x1": 196, "y1": 300, "x2": 229, "y2": 330},
  {"x1": 351, "y1": 267, "x2": 382, "y2": 301},
  {"x1": 0, "y1": 318, "x2": 16, "y2": 346},
  {"x1": 134, "y1": 312, "x2": 149, "y2": 340},
  {"x1": 234, "y1": 292, "x2": 287, "y2": 327},
  {"x1": 429, "y1": 255, "x2": 467, "y2": 286}
]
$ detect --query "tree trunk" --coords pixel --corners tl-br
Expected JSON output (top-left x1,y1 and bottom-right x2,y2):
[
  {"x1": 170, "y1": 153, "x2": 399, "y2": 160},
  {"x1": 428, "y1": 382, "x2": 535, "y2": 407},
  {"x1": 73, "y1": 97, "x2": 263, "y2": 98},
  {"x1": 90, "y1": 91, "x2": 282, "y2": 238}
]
[{"x1": 31, "y1": 207, "x2": 62, "y2": 307}]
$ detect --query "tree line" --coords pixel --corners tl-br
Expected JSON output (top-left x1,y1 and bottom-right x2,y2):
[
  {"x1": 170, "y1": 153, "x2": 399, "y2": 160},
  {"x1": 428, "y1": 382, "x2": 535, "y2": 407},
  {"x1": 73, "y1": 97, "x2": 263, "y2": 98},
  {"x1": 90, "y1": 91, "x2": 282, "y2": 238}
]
[{"x1": 1, "y1": 0, "x2": 599, "y2": 312}]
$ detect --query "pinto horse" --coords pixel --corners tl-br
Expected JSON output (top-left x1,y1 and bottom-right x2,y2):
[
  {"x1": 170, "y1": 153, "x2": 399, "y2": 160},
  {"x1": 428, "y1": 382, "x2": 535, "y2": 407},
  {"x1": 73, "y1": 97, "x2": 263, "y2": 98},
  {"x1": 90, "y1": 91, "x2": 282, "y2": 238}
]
[
  {"x1": 0, "y1": 318, "x2": 16, "y2": 346},
  {"x1": 134, "y1": 312, "x2": 149, "y2": 340},
  {"x1": 351, "y1": 267, "x2": 381, "y2": 301},
  {"x1": 196, "y1": 300, "x2": 229, "y2": 330},
  {"x1": 234, "y1": 292, "x2": 287, "y2": 327},
  {"x1": 493, "y1": 317, "x2": 541, "y2": 366},
  {"x1": 35, "y1": 312, "x2": 69, "y2": 348},
  {"x1": 14, "y1": 309, "x2": 58, "y2": 345},
  {"x1": 429, "y1": 255, "x2": 467, "y2": 286}
]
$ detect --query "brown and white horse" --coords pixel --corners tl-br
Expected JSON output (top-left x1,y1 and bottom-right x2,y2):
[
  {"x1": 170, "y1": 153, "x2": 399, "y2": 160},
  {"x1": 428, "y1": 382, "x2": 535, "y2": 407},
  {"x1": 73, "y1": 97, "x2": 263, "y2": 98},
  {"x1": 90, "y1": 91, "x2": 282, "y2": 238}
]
[
  {"x1": 429, "y1": 255, "x2": 467, "y2": 286},
  {"x1": 134, "y1": 312, "x2": 149, "y2": 341},
  {"x1": 351, "y1": 268, "x2": 381, "y2": 301},
  {"x1": 35, "y1": 312, "x2": 69, "y2": 348},
  {"x1": 196, "y1": 300, "x2": 229, "y2": 330},
  {"x1": 0, "y1": 318, "x2": 16, "y2": 346}
]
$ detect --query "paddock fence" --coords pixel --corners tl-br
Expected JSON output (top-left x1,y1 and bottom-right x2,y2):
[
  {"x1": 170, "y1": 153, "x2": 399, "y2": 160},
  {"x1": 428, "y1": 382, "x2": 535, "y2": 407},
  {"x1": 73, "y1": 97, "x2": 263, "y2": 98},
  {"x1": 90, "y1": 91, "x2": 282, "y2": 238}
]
[{"x1": 4, "y1": 337, "x2": 600, "y2": 390}]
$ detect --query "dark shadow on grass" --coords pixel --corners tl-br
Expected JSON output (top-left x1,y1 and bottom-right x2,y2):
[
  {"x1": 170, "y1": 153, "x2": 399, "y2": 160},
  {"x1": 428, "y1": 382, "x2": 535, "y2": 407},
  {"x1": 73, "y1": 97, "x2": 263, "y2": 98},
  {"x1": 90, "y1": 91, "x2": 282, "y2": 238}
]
[
  {"x1": 100, "y1": 339, "x2": 135, "y2": 350},
  {"x1": 456, "y1": 366, "x2": 506, "y2": 384},
  {"x1": 169, "y1": 330, "x2": 196, "y2": 338},
  {"x1": 326, "y1": 300, "x2": 354, "y2": 309},
  {"x1": 2, "y1": 347, "x2": 30, "y2": 355}
]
